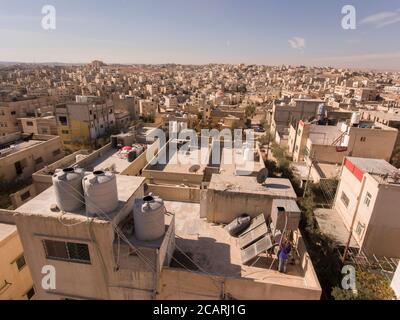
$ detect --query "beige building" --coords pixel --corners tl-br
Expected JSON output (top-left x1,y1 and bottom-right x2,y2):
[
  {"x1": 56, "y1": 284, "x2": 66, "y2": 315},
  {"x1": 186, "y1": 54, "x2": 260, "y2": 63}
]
[
  {"x1": 0, "y1": 97, "x2": 55, "y2": 136},
  {"x1": 0, "y1": 168, "x2": 321, "y2": 300},
  {"x1": 316, "y1": 157, "x2": 400, "y2": 258},
  {"x1": 139, "y1": 100, "x2": 158, "y2": 117},
  {"x1": 0, "y1": 133, "x2": 64, "y2": 184},
  {"x1": 18, "y1": 116, "x2": 58, "y2": 136},
  {"x1": 0, "y1": 221, "x2": 34, "y2": 300},
  {"x1": 55, "y1": 96, "x2": 116, "y2": 151},
  {"x1": 290, "y1": 118, "x2": 398, "y2": 165},
  {"x1": 269, "y1": 99, "x2": 325, "y2": 141},
  {"x1": 355, "y1": 88, "x2": 378, "y2": 102}
]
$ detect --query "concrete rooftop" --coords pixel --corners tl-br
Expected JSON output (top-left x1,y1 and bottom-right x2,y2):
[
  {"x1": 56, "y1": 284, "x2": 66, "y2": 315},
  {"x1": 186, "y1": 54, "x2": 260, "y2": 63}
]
[
  {"x1": 17, "y1": 175, "x2": 145, "y2": 221},
  {"x1": 167, "y1": 201, "x2": 315, "y2": 288},
  {"x1": 208, "y1": 174, "x2": 297, "y2": 199},
  {"x1": 314, "y1": 208, "x2": 359, "y2": 248},
  {"x1": 0, "y1": 223, "x2": 16, "y2": 244}
]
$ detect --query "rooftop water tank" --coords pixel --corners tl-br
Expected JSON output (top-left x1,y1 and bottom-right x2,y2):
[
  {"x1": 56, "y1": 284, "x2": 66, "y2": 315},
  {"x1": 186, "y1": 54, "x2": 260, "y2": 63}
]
[
  {"x1": 52, "y1": 168, "x2": 85, "y2": 212},
  {"x1": 83, "y1": 171, "x2": 119, "y2": 216},
  {"x1": 317, "y1": 103, "x2": 326, "y2": 117},
  {"x1": 351, "y1": 112, "x2": 361, "y2": 126},
  {"x1": 133, "y1": 195, "x2": 166, "y2": 241}
]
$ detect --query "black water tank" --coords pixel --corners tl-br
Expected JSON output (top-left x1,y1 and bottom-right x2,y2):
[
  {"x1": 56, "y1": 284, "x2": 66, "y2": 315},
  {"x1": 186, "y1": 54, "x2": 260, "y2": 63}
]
[
  {"x1": 128, "y1": 150, "x2": 136, "y2": 162},
  {"x1": 226, "y1": 214, "x2": 251, "y2": 237},
  {"x1": 111, "y1": 136, "x2": 118, "y2": 148}
]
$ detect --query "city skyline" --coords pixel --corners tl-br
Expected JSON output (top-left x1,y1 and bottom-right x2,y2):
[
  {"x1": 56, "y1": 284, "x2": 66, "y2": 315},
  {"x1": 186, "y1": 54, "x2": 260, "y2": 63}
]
[{"x1": 1, "y1": 1, "x2": 400, "y2": 70}]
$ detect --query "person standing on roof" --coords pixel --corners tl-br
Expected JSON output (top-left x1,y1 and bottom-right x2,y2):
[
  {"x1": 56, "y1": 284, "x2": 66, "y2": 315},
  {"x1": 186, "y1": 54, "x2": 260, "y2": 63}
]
[{"x1": 278, "y1": 240, "x2": 292, "y2": 273}]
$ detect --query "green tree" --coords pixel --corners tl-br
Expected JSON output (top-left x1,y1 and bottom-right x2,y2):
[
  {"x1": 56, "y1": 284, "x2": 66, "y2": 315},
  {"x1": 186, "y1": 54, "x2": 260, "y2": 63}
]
[{"x1": 332, "y1": 271, "x2": 396, "y2": 300}]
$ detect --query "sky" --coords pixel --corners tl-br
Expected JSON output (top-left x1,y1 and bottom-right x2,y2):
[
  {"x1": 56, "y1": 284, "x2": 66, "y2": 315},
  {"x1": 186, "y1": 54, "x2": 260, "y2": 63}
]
[{"x1": 0, "y1": 0, "x2": 400, "y2": 70}]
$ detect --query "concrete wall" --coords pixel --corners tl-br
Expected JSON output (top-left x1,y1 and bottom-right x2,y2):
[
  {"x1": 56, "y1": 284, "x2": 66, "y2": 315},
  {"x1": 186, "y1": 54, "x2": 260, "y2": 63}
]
[
  {"x1": 205, "y1": 189, "x2": 296, "y2": 224},
  {"x1": 0, "y1": 220, "x2": 34, "y2": 300},
  {"x1": 0, "y1": 135, "x2": 64, "y2": 184},
  {"x1": 363, "y1": 184, "x2": 400, "y2": 257},
  {"x1": 147, "y1": 184, "x2": 200, "y2": 203},
  {"x1": 157, "y1": 256, "x2": 321, "y2": 300},
  {"x1": 10, "y1": 184, "x2": 38, "y2": 209}
]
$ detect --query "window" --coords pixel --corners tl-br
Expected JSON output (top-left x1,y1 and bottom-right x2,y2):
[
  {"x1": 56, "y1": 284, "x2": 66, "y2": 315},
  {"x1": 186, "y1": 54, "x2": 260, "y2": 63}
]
[
  {"x1": 20, "y1": 191, "x2": 31, "y2": 201},
  {"x1": 35, "y1": 157, "x2": 43, "y2": 165},
  {"x1": 42, "y1": 240, "x2": 91, "y2": 264},
  {"x1": 61, "y1": 130, "x2": 69, "y2": 134},
  {"x1": 11, "y1": 111, "x2": 16, "y2": 115},
  {"x1": 364, "y1": 192, "x2": 372, "y2": 207},
  {"x1": 58, "y1": 116, "x2": 68, "y2": 126},
  {"x1": 14, "y1": 161, "x2": 23, "y2": 175},
  {"x1": 356, "y1": 222, "x2": 366, "y2": 238},
  {"x1": 15, "y1": 255, "x2": 26, "y2": 271},
  {"x1": 341, "y1": 192, "x2": 350, "y2": 208},
  {"x1": 52, "y1": 149, "x2": 61, "y2": 156},
  {"x1": 360, "y1": 137, "x2": 367, "y2": 142},
  {"x1": 26, "y1": 121, "x2": 34, "y2": 126},
  {"x1": 25, "y1": 287, "x2": 35, "y2": 300}
]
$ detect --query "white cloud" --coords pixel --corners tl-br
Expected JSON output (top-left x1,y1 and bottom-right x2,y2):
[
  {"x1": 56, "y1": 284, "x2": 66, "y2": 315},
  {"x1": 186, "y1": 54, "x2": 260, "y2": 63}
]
[
  {"x1": 360, "y1": 9, "x2": 400, "y2": 28},
  {"x1": 288, "y1": 37, "x2": 305, "y2": 50}
]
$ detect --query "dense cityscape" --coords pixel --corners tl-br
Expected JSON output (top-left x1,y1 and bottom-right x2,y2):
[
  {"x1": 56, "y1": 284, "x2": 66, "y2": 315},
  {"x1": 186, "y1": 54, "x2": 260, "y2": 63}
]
[{"x1": 1, "y1": 0, "x2": 400, "y2": 306}]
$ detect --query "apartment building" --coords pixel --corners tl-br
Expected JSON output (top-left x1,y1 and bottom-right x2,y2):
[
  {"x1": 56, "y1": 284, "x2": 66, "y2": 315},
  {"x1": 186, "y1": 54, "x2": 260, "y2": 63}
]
[
  {"x1": 18, "y1": 116, "x2": 58, "y2": 136},
  {"x1": 9, "y1": 128, "x2": 161, "y2": 209},
  {"x1": 164, "y1": 95, "x2": 178, "y2": 110},
  {"x1": 269, "y1": 98, "x2": 325, "y2": 140},
  {"x1": 355, "y1": 88, "x2": 378, "y2": 102},
  {"x1": 291, "y1": 115, "x2": 398, "y2": 165},
  {"x1": 0, "y1": 97, "x2": 55, "y2": 136},
  {"x1": 0, "y1": 133, "x2": 63, "y2": 184},
  {"x1": 0, "y1": 159, "x2": 321, "y2": 300},
  {"x1": 139, "y1": 100, "x2": 158, "y2": 117},
  {"x1": 0, "y1": 221, "x2": 34, "y2": 300},
  {"x1": 328, "y1": 157, "x2": 400, "y2": 257},
  {"x1": 55, "y1": 96, "x2": 116, "y2": 151}
]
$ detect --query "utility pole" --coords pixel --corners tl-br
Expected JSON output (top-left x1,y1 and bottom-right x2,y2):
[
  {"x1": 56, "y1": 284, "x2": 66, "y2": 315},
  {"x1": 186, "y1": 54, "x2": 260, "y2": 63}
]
[{"x1": 342, "y1": 174, "x2": 367, "y2": 263}]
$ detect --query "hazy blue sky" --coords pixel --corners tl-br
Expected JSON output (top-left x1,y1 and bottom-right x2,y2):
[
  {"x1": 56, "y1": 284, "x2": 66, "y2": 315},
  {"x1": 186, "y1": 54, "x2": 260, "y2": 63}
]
[{"x1": 1, "y1": 0, "x2": 400, "y2": 69}]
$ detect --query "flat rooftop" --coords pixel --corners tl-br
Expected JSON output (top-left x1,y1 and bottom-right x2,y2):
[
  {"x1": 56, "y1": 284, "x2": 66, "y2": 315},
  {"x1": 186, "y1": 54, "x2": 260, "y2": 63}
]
[
  {"x1": 219, "y1": 147, "x2": 264, "y2": 176},
  {"x1": 147, "y1": 143, "x2": 209, "y2": 175},
  {"x1": 208, "y1": 174, "x2": 297, "y2": 199},
  {"x1": 308, "y1": 125, "x2": 342, "y2": 145},
  {"x1": 88, "y1": 147, "x2": 134, "y2": 174},
  {"x1": 346, "y1": 157, "x2": 400, "y2": 185},
  {"x1": 17, "y1": 175, "x2": 145, "y2": 221},
  {"x1": 0, "y1": 139, "x2": 44, "y2": 158},
  {"x1": 314, "y1": 208, "x2": 359, "y2": 248},
  {"x1": 0, "y1": 223, "x2": 16, "y2": 244},
  {"x1": 167, "y1": 201, "x2": 315, "y2": 288}
]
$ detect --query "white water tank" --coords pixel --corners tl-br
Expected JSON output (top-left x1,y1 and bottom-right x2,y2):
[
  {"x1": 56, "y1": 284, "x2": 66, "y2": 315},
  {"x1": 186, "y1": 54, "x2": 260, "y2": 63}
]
[
  {"x1": 244, "y1": 147, "x2": 253, "y2": 161},
  {"x1": 52, "y1": 168, "x2": 85, "y2": 212},
  {"x1": 351, "y1": 112, "x2": 361, "y2": 126},
  {"x1": 133, "y1": 195, "x2": 166, "y2": 241},
  {"x1": 341, "y1": 134, "x2": 350, "y2": 147},
  {"x1": 83, "y1": 171, "x2": 119, "y2": 216}
]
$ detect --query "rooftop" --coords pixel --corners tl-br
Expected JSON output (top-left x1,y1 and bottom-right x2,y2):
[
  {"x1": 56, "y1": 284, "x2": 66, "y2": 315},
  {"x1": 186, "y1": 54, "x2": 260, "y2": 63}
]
[
  {"x1": 0, "y1": 223, "x2": 16, "y2": 244},
  {"x1": 345, "y1": 157, "x2": 400, "y2": 185},
  {"x1": 208, "y1": 174, "x2": 297, "y2": 199},
  {"x1": 167, "y1": 200, "x2": 318, "y2": 288},
  {"x1": 17, "y1": 175, "x2": 145, "y2": 221},
  {"x1": 0, "y1": 134, "x2": 55, "y2": 158}
]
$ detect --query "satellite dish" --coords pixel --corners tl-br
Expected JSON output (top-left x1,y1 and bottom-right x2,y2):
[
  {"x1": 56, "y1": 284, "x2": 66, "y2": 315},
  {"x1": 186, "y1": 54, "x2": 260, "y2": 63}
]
[{"x1": 256, "y1": 168, "x2": 269, "y2": 184}]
